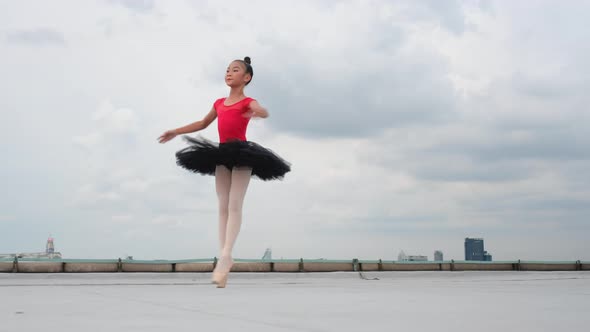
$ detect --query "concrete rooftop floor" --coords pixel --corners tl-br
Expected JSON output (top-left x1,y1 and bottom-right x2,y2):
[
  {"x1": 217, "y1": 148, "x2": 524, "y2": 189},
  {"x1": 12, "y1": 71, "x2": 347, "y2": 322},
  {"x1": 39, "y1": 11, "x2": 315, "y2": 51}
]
[{"x1": 1, "y1": 271, "x2": 588, "y2": 332}]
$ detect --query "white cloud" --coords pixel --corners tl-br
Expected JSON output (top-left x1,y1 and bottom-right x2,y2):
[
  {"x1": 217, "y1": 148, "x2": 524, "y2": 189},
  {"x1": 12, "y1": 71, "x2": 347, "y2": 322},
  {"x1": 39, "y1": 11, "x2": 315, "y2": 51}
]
[
  {"x1": 108, "y1": 0, "x2": 156, "y2": 13},
  {"x1": 92, "y1": 101, "x2": 139, "y2": 134},
  {"x1": 111, "y1": 215, "x2": 134, "y2": 223},
  {"x1": 5, "y1": 28, "x2": 66, "y2": 45},
  {"x1": 0, "y1": 215, "x2": 15, "y2": 222},
  {"x1": 72, "y1": 132, "x2": 103, "y2": 149},
  {"x1": 151, "y1": 215, "x2": 186, "y2": 227},
  {"x1": 119, "y1": 178, "x2": 150, "y2": 193}
]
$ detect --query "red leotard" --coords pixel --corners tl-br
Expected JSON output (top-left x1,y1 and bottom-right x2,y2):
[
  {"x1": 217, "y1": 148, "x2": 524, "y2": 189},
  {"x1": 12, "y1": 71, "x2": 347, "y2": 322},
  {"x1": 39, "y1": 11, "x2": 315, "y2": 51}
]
[{"x1": 214, "y1": 97, "x2": 255, "y2": 143}]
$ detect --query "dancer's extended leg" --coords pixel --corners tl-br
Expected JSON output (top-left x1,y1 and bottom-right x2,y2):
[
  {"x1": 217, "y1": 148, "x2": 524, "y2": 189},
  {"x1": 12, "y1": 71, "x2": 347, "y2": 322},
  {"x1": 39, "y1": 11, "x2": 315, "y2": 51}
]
[
  {"x1": 215, "y1": 165, "x2": 231, "y2": 254},
  {"x1": 221, "y1": 166, "x2": 252, "y2": 258},
  {"x1": 213, "y1": 166, "x2": 252, "y2": 287}
]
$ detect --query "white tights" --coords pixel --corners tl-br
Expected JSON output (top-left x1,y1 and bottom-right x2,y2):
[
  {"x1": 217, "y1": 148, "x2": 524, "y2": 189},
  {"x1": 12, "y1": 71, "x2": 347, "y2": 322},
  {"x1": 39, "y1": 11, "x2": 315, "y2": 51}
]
[{"x1": 215, "y1": 165, "x2": 252, "y2": 266}]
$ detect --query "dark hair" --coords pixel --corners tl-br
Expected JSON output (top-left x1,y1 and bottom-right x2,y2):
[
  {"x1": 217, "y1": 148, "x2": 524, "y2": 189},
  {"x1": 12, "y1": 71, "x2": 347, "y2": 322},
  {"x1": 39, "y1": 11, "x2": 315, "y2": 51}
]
[{"x1": 238, "y1": 56, "x2": 254, "y2": 85}]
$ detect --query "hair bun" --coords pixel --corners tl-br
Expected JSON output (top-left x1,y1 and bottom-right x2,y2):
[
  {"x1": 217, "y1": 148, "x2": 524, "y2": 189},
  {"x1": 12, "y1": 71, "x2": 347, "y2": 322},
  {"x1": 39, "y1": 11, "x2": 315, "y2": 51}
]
[{"x1": 244, "y1": 56, "x2": 251, "y2": 65}]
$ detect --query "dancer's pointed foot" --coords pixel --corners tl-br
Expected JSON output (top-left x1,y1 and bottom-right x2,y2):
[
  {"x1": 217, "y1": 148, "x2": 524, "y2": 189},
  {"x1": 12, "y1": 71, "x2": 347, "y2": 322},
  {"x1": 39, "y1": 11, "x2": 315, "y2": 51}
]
[
  {"x1": 212, "y1": 255, "x2": 234, "y2": 288},
  {"x1": 214, "y1": 273, "x2": 229, "y2": 288}
]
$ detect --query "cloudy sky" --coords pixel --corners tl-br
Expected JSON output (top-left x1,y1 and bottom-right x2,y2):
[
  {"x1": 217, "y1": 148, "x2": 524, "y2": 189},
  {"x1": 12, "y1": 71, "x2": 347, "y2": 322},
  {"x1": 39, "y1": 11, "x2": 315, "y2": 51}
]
[{"x1": 1, "y1": 0, "x2": 589, "y2": 261}]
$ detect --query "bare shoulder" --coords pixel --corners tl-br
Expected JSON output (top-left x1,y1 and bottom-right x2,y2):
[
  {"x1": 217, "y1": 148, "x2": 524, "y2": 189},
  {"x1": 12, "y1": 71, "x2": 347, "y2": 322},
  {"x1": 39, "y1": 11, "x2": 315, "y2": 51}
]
[{"x1": 213, "y1": 97, "x2": 226, "y2": 110}]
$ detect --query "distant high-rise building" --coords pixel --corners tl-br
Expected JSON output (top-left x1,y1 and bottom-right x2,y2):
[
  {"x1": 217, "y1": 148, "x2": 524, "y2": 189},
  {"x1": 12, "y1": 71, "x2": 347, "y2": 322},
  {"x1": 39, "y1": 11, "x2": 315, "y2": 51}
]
[
  {"x1": 261, "y1": 248, "x2": 272, "y2": 261},
  {"x1": 465, "y1": 238, "x2": 492, "y2": 261},
  {"x1": 434, "y1": 250, "x2": 444, "y2": 261},
  {"x1": 46, "y1": 236, "x2": 55, "y2": 254}
]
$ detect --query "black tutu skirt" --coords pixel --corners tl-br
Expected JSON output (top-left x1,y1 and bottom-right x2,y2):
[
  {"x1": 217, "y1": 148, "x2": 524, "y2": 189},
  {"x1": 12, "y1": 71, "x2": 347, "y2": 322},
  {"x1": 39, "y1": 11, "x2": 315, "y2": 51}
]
[{"x1": 175, "y1": 136, "x2": 291, "y2": 181}]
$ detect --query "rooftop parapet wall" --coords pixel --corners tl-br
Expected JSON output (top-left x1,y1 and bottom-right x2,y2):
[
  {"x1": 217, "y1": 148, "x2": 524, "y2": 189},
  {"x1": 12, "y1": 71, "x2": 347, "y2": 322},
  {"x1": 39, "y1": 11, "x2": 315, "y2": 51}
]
[{"x1": 0, "y1": 258, "x2": 588, "y2": 273}]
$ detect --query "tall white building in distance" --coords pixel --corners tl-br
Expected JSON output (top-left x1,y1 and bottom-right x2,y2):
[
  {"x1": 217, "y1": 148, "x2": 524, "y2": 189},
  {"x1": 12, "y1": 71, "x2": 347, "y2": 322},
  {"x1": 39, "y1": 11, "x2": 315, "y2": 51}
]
[{"x1": 46, "y1": 236, "x2": 55, "y2": 254}]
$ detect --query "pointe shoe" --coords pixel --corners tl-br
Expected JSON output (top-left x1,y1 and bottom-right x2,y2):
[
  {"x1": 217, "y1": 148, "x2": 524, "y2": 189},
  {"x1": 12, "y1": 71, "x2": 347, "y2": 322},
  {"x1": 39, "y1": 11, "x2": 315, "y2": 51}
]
[
  {"x1": 211, "y1": 256, "x2": 233, "y2": 288},
  {"x1": 211, "y1": 271, "x2": 226, "y2": 284},
  {"x1": 213, "y1": 273, "x2": 229, "y2": 288}
]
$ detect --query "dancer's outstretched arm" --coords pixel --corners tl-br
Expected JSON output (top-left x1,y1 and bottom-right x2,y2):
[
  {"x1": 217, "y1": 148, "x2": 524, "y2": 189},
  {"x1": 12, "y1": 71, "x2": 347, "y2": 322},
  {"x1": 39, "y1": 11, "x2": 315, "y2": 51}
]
[{"x1": 158, "y1": 106, "x2": 217, "y2": 143}]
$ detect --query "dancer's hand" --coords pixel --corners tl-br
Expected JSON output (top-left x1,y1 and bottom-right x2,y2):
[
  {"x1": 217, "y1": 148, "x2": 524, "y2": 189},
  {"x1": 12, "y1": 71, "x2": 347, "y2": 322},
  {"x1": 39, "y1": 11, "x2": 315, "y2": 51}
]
[
  {"x1": 242, "y1": 109, "x2": 257, "y2": 118},
  {"x1": 158, "y1": 130, "x2": 177, "y2": 143}
]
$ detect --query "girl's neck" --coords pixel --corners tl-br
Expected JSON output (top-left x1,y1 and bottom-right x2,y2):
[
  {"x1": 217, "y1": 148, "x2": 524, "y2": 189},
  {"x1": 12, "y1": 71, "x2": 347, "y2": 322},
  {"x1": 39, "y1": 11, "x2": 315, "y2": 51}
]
[{"x1": 228, "y1": 86, "x2": 246, "y2": 100}]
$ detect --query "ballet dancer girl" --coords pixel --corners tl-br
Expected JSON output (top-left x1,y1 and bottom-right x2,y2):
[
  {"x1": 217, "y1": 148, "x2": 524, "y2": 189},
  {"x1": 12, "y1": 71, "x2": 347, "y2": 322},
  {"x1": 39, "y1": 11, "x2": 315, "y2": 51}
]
[{"x1": 158, "y1": 57, "x2": 290, "y2": 288}]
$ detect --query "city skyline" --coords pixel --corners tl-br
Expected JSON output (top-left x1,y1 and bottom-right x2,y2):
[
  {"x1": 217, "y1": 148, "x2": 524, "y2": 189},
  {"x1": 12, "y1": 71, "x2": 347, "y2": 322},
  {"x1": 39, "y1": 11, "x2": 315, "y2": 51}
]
[{"x1": 1, "y1": 235, "x2": 511, "y2": 262}]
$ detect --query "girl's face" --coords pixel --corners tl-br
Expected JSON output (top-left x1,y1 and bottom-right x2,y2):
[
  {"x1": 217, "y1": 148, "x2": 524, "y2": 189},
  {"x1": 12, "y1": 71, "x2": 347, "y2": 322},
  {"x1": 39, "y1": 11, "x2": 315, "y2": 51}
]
[{"x1": 225, "y1": 61, "x2": 251, "y2": 87}]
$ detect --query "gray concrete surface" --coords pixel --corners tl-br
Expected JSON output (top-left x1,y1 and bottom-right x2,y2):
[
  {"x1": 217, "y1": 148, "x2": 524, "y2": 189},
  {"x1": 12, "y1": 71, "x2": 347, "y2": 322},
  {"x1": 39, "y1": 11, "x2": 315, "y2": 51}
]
[{"x1": 1, "y1": 271, "x2": 588, "y2": 332}]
